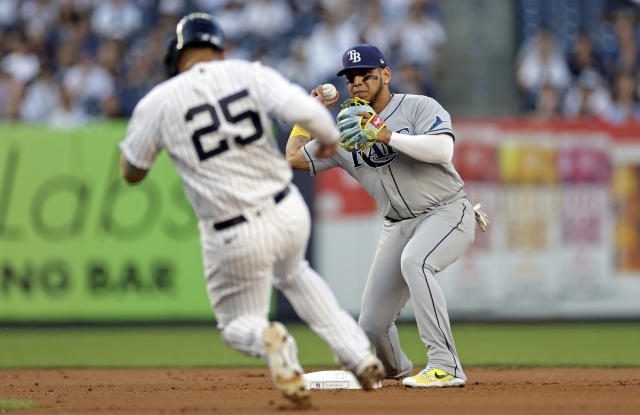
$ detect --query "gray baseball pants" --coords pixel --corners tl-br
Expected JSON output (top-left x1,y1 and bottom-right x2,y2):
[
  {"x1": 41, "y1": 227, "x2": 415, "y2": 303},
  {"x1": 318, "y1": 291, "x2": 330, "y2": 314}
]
[{"x1": 359, "y1": 198, "x2": 475, "y2": 380}]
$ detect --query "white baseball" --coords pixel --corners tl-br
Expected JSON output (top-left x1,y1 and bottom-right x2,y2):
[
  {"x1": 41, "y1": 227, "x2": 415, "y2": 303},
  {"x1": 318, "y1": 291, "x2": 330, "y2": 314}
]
[{"x1": 321, "y1": 83, "x2": 337, "y2": 100}]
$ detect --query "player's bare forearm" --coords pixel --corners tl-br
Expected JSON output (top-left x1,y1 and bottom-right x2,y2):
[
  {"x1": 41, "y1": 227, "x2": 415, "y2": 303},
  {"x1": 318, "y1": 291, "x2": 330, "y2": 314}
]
[
  {"x1": 119, "y1": 154, "x2": 149, "y2": 184},
  {"x1": 285, "y1": 134, "x2": 311, "y2": 171},
  {"x1": 376, "y1": 127, "x2": 392, "y2": 144}
]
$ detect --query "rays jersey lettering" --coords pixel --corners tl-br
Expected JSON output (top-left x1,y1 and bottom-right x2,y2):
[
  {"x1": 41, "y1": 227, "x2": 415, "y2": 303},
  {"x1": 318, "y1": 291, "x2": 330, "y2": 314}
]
[
  {"x1": 351, "y1": 130, "x2": 406, "y2": 168},
  {"x1": 350, "y1": 143, "x2": 398, "y2": 168}
]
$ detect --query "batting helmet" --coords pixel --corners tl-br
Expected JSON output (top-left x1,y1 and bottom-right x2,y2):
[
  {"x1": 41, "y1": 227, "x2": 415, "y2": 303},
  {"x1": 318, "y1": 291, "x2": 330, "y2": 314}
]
[{"x1": 164, "y1": 12, "x2": 226, "y2": 78}]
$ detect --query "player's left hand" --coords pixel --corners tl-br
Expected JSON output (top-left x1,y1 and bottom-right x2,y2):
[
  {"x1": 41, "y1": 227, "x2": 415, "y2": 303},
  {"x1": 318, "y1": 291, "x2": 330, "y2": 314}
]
[
  {"x1": 357, "y1": 111, "x2": 391, "y2": 144},
  {"x1": 336, "y1": 105, "x2": 386, "y2": 152}
]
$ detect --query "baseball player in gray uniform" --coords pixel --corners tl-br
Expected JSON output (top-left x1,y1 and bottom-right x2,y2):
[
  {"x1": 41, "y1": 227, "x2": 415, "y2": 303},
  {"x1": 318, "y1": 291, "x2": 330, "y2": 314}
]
[
  {"x1": 287, "y1": 44, "x2": 486, "y2": 388},
  {"x1": 119, "y1": 17, "x2": 384, "y2": 405}
]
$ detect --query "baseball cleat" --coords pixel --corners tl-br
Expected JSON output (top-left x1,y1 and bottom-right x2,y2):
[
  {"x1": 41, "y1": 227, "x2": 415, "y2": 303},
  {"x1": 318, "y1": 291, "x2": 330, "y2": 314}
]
[
  {"x1": 402, "y1": 366, "x2": 466, "y2": 388},
  {"x1": 353, "y1": 355, "x2": 385, "y2": 390},
  {"x1": 263, "y1": 322, "x2": 310, "y2": 405}
]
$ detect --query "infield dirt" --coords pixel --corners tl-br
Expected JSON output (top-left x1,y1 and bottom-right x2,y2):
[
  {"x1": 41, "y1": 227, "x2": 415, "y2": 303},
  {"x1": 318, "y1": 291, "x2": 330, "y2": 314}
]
[{"x1": 1, "y1": 367, "x2": 639, "y2": 414}]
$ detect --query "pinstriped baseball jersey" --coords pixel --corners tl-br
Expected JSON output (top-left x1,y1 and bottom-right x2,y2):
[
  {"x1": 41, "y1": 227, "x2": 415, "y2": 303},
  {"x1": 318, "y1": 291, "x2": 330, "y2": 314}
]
[
  {"x1": 119, "y1": 60, "x2": 302, "y2": 221},
  {"x1": 303, "y1": 94, "x2": 466, "y2": 220}
]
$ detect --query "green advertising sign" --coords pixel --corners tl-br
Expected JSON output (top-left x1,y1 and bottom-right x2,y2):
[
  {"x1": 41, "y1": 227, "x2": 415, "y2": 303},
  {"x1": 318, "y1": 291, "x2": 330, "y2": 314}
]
[{"x1": 0, "y1": 122, "x2": 215, "y2": 322}]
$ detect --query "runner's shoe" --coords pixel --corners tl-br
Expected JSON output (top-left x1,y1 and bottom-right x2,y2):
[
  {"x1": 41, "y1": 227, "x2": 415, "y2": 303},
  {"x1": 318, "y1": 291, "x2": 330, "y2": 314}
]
[
  {"x1": 263, "y1": 322, "x2": 310, "y2": 405},
  {"x1": 353, "y1": 355, "x2": 385, "y2": 390}
]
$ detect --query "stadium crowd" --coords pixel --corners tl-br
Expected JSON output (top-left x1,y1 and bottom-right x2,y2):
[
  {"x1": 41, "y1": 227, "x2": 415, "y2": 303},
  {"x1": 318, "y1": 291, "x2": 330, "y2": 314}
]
[
  {"x1": 0, "y1": 0, "x2": 445, "y2": 127},
  {"x1": 517, "y1": 4, "x2": 640, "y2": 124},
  {"x1": 1, "y1": 0, "x2": 640, "y2": 126}
]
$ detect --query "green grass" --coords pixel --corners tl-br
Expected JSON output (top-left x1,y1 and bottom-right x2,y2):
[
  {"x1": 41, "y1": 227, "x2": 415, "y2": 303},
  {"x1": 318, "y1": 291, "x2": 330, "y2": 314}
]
[
  {"x1": 0, "y1": 400, "x2": 38, "y2": 410},
  {"x1": 0, "y1": 323, "x2": 639, "y2": 369},
  {"x1": 413, "y1": 322, "x2": 640, "y2": 367}
]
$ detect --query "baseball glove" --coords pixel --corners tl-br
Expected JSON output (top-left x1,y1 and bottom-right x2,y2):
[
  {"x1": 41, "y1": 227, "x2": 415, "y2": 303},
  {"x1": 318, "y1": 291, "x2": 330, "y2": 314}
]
[{"x1": 336, "y1": 97, "x2": 386, "y2": 152}]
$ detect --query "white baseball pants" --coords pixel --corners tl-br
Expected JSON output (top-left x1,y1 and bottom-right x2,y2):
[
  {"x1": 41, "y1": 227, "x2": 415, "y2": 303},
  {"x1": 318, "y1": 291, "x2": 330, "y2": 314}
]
[{"x1": 199, "y1": 185, "x2": 372, "y2": 372}]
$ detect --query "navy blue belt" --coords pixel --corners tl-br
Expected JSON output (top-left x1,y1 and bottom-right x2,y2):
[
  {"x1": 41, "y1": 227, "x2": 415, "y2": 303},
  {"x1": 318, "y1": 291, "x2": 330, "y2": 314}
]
[{"x1": 213, "y1": 186, "x2": 291, "y2": 231}]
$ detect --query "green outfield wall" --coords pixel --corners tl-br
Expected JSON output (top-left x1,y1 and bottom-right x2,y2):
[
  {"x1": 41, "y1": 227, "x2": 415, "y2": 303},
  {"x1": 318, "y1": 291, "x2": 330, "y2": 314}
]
[{"x1": 0, "y1": 122, "x2": 215, "y2": 322}]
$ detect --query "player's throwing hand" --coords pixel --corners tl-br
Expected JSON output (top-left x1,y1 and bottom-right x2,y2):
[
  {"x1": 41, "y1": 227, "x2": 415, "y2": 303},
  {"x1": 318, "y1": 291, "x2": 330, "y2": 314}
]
[{"x1": 311, "y1": 84, "x2": 340, "y2": 107}]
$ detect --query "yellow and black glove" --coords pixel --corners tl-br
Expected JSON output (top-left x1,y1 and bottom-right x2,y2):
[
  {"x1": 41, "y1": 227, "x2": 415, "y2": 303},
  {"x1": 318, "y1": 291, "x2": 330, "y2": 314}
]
[{"x1": 336, "y1": 97, "x2": 386, "y2": 152}]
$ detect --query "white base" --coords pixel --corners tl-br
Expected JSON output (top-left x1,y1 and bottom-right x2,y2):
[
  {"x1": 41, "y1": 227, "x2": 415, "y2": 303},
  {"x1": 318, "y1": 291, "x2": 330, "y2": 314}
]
[{"x1": 303, "y1": 370, "x2": 382, "y2": 390}]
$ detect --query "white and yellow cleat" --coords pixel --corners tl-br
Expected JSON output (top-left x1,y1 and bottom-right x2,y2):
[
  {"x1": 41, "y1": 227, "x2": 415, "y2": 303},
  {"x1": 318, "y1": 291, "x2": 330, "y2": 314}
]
[
  {"x1": 263, "y1": 322, "x2": 310, "y2": 405},
  {"x1": 401, "y1": 366, "x2": 466, "y2": 388}
]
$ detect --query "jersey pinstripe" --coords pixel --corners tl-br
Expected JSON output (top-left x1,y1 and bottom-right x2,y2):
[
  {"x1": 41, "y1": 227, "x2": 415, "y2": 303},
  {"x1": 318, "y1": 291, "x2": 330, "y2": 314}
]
[
  {"x1": 304, "y1": 93, "x2": 466, "y2": 220},
  {"x1": 120, "y1": 59, "x2": 304, "y2": 221}
]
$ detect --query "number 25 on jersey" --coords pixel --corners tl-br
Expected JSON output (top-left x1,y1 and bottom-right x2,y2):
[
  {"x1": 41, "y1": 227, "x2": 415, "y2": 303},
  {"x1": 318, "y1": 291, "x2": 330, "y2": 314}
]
[{"x1": 185, "y1": 89, "x2": 263, "y2": 161}]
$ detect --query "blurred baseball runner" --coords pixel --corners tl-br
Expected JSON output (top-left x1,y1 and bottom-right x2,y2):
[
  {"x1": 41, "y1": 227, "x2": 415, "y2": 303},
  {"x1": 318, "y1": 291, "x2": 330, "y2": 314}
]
[
  {"x1": 119, "y1": 16, "x2": 383, "y2": 405},
  {"x1": 287, "y1": 44, "x2": 488, "y2": 388}
]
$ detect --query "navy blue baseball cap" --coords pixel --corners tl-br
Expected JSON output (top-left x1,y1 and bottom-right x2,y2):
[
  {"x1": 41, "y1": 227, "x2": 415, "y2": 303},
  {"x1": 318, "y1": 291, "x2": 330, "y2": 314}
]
[{"x1": 336, "y1": 44, "x2": 388, "y2": 76}]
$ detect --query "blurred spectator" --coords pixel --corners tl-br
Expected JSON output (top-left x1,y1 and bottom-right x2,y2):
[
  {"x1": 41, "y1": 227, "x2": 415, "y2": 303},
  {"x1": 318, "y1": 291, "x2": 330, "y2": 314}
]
[
  {"x1": 158, "y1": 0, "x2": 186, "y2": 16},
  {"x1": 17, "y1": 56, "x2": 89, "y2": 127},
  {"x1": 59, "y1": 11, "x2": 102, "y2": 61},
  {"x1": 567, "y1": 32, "x2": 604, "y2": 79},
  {"x1": 359, "y1": 0, "x2": 392, "y2": 55},
  {"x1": 530, "y1": 82, "x2": 562, "y2": 121},
  {"x1": 0, "y1": 0, "x2": 19, "y2": 29},
  {"x1": 97, "y1": 39, "x2": 124, "y2": 77},
  {"x1": 213, "y1": 1, "x2": 245, "y2": 40},
  {"x1": 611, "y1": 12, "x2": 638, "y2": 76},
  {"x1": 0, "y1": 70, "x2": 9, "y2": 116},
  {"x1": 0, "y1": 69, "x2": 23, "y2": 119},
  {"x1": 118, "y1": 46, "x2": 161, "y2": 115},
  {"x1": 20, "y1": 0, "x2": 60, "y2": 39},
  {"x1": 563, "y1": 69, "x2": 613, "y2": 119},
  {"x1": 305, "y1": 3, "x2": 359, "y2": 83},
  {"x1": 1, "y1": 30, "x2": 40, "y2": 83},
  {"x1": 19, "y1": 62, "x2": 62, "y2": 122},
  {"x1": 394, "y1": 0, "x2": 446, "y2": 91},
  {"x1": 516, "y1": 28, "x2": 571, "y2": 110},
  {"x1": 240, "y1": 0, "x2": 293, "y2": 38},
  {"x1": 392, "y1": 62, "x2": 426, "y2": 96},
  {"x1": 605, "y1": 71, "x2": 640, "y2": 123},
  {"x1": 597, "y1": 10, "x2": 639, "y2": 85},
  {"x1": 192, "y1": 0, "x2": 232, "y2": 10},
  {"x1": 55, "y1": 41, "x2": 79, "y2": 73},
  {"x1": 91, "y1": 0, "x2": 143, "y2": 40},
  {"x1": 381, "y1": 0, "x2": 429, "y2": 21},
  {"x1": 279, "y1": 37, "x2": 316, "y2": 90},
  {"x1": 49, "y1": 85, "x2": 87, "y2": 128},
  {"x1": 62, "y1": 51, "x2": 116, "y2": 118}
]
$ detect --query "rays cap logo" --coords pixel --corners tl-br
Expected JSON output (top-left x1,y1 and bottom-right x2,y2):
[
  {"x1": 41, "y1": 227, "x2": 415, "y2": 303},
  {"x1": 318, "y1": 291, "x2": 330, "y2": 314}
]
[
  {"x1": 337, "y1": 44, "x2": 388, "y2": 76},
  {"x1": 347, "y1": 49, "x2": 361, "y2": 63}
]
